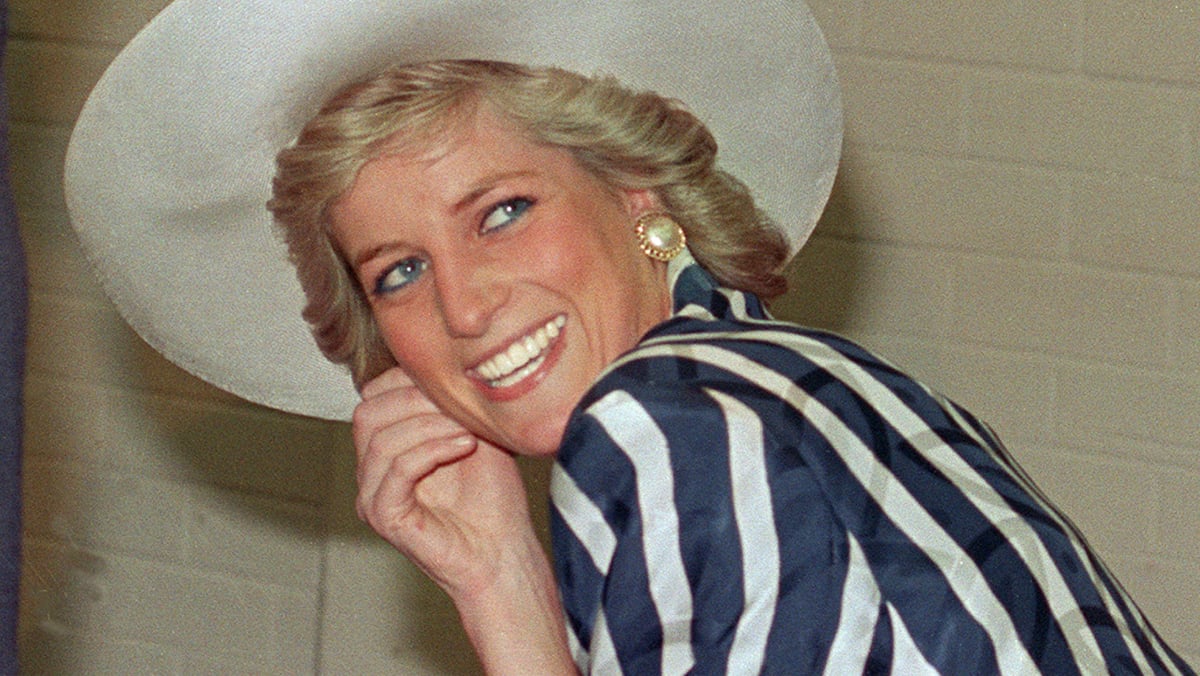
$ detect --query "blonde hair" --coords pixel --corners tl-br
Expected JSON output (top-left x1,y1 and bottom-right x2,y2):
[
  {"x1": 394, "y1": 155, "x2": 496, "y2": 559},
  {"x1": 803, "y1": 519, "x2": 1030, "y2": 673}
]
[{"x1": 269, "y1": 59, "x2": 788, "y2": 387}]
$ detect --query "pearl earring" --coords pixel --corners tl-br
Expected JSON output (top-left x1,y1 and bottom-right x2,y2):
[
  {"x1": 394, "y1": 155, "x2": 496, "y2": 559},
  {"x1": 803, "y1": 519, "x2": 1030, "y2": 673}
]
[{"x1": 634, "y1": 212, "x2": 687, "y2": 261}]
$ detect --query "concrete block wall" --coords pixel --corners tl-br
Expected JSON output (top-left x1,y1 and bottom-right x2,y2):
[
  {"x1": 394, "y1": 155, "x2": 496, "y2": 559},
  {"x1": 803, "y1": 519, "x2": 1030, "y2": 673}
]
[
  {"x1": 784, "y1": 0, "x2": 1199, "y2": 663},
  {"x1": 11, "y1": 0, "x2": 350, "y2": 671},
  {"x1": 9, "y1": 0, "x2": 1198, "y2": 672}
]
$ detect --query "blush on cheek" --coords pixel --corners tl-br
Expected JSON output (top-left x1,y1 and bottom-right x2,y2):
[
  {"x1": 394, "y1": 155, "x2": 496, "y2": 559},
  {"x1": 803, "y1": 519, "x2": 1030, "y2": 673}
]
[{"x1": 524, "y1": 235, "x2": 594, "y2": 281}]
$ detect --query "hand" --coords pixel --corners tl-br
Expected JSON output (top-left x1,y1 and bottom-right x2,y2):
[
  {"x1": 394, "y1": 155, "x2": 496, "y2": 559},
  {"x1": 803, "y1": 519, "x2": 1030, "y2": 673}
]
[
  {"x1": 351, "y1": 367, "x2": 535, "y2": 597},
  {"x1": 353, "y1": 367, "x2": 578, "y2": 674}
]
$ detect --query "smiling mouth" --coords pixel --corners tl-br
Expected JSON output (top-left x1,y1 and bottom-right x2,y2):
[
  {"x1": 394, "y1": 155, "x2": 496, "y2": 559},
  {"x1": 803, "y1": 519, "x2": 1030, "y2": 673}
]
[{"x1": 471, "y1": 315, "x2": 566, "y2": 388}]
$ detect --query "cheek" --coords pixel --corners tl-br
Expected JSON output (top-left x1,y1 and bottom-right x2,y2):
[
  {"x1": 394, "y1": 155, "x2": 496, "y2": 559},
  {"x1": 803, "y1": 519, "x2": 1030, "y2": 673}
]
[
  {"x1": 526, "y1": 195, "x2": 636, "y2": 284},
  {"x1": 376, "y1": 320, "x2": 468, "y2": 417},
  {"x1": 532, "y1": 212, "x2": 638, "y2": 286},
  {"x1": 374, "y1": 306, "x2": 445, "y2": 374},
  {"x1": 520, "y1": 232, "x2": 600, "y2": 286}
]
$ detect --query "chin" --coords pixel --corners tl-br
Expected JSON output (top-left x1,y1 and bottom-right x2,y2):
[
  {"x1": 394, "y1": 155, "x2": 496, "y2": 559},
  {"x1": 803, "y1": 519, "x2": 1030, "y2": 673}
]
[
  {"x1": 509, "y1": 433, "x2": 565, "y2": 458},
  {"x1": 502, "y1": 416, "x2": 569, "y2": 458},
  {"x1": 492, "y1": 381, "x2": 586, "y2": 456}
]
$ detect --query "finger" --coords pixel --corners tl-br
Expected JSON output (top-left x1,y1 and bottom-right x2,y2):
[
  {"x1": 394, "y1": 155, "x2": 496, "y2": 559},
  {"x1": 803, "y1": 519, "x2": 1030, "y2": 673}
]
[
  {"x1": 360, "y1": 365, "x2": 416, "y2": 400},
  {"x1": 358, "y1": 433, "x2": 478, "y2": 527},
  {"x1": 352, "y1": 385, "x2": 451, "y2": 456},
  {"x1": 355, "y1": 410, "x2": 472, "y2": 493}
]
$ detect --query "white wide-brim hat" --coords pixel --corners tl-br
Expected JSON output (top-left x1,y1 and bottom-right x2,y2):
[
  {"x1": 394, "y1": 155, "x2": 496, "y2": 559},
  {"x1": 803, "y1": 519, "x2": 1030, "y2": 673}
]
[{"x1": 65, "y1": 0, "x2": 842, "y2": 421}]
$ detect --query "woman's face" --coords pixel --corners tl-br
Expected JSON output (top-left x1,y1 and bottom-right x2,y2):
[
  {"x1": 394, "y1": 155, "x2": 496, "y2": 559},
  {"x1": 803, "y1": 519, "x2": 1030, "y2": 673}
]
[{"x1": 331, "y1": 106, "x2": 672, "y2": 456}]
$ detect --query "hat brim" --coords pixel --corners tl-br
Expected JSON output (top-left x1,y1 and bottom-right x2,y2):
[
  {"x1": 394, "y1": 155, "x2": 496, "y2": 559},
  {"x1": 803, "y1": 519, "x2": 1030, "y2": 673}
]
[{"x1": 65, "y1": 0, "x2": 842, "y2": 421}]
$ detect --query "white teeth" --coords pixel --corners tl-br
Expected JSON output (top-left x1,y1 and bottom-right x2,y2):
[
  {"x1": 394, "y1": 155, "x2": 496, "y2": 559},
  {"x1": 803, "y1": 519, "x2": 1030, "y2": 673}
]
[{"x1": 474, "y1": 316, "x2": 566, "y2": 387}]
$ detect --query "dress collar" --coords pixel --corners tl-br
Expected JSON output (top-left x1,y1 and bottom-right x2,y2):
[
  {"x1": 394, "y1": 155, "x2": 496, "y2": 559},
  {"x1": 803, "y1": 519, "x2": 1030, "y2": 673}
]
[{"x1": 664, "y1": 248, "x2": 770, "y2": 322}]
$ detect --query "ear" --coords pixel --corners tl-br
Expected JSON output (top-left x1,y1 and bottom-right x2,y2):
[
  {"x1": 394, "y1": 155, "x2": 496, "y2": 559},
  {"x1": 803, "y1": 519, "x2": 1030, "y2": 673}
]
[{"x1": 621, "y1": 188, "x2": 664, "y2": 218}]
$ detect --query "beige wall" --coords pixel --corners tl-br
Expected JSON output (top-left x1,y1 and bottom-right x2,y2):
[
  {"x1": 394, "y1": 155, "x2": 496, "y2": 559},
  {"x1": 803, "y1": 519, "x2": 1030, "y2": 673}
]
[
  {"x1": 784, "y1": 0, "x2": 1200, "y2": 665},
  {"x1": 10, "y1": 0, "x2": 1198, "y2": 672}
]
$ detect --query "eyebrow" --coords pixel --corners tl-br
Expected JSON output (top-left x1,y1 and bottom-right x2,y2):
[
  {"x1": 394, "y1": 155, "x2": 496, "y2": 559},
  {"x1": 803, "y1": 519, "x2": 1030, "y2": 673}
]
[
  {"x1": 450, "y1": 169, "x2": 538, "y2": 213},
  {"x1": 350, "y1": 243, "x2": 416, "y2": 275},
  {"x1": 348, "y1": 169, "x2": 541, "y2": 270}
]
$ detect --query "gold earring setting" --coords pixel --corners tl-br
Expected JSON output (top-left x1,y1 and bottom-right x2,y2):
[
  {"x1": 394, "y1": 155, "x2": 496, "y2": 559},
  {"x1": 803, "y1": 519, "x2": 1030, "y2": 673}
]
[{"x1": 635, "y1": 212, "x2": 686, "y2": 261}]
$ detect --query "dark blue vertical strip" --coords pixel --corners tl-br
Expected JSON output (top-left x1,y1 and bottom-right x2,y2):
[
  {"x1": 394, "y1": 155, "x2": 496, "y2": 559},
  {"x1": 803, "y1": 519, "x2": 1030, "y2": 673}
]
[{"x1": 0, "y1": 0, "x2": 25, "y2": 671}]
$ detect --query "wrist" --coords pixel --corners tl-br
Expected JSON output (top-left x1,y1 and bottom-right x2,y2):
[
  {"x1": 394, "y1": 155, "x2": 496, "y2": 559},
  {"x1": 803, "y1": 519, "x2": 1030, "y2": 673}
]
[{"x1": 452, "y1": 535, "x2": 577, "y2": 675}]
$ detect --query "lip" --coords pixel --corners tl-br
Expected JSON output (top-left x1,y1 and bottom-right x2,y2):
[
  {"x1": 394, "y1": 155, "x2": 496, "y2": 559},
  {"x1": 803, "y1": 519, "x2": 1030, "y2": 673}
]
[{"x1": 468, "y1": 315, "x2": 567, "y2": 402}]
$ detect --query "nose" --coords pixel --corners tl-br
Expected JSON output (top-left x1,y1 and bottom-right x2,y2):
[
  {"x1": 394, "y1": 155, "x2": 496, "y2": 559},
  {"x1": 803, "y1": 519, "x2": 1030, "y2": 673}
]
[{"x1": 433, "y1": 252, "x2": 508, "y2": 338}]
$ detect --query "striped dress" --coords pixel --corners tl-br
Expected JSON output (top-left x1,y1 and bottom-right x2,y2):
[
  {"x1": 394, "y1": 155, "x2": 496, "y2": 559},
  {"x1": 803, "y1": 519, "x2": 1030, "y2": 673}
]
[{"x1": 550, "y1": 251, "x2": 1192, "y2": 675}]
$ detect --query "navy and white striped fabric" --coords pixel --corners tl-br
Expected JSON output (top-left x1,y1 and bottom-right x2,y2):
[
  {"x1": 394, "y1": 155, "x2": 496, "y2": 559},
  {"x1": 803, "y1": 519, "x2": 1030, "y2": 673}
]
[{"x1": 550, "y1": 251, "x2": 1192, "y2": 675}]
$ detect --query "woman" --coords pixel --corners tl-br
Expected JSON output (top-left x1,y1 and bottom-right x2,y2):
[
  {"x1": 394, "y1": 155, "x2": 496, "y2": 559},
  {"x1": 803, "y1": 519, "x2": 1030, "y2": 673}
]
[
  {"x1": 64, "y1": 1, "x2": 1191, "y2": 673},
  {"x1": 268, "y1": 61, "x2": 1189, "y2": 674}
]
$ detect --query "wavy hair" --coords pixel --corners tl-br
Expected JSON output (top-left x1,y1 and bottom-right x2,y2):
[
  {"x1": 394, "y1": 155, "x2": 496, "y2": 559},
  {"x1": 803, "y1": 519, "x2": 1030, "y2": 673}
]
[{"x1": 268, "y1": 59, "x2": 788, "y2": 387}]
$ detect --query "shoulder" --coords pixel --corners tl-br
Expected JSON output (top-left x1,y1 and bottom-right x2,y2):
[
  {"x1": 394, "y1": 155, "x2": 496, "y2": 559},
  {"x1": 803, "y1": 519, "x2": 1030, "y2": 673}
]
[
  {"x1": 556, "y1": 311, "x2": 948, "y2": 492},
  {"x1": 575, "y1": 311, "x2": 945, "y2": 441},
  {"x1": 557, "y1": 309, "x2": 1014, "y2": 540}
]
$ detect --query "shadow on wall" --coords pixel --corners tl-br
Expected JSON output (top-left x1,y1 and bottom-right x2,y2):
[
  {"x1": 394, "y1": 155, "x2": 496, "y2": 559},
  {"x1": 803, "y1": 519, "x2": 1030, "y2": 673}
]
[
  {"x1": 773, "y1": 163, "x2": 866, "y2": 332},
  {"x1": 18, "y1": 313, "x2": 340, "y2": 671},
  {"x1": 21, "y1": 284, "x2": 520, "y2": 672}
]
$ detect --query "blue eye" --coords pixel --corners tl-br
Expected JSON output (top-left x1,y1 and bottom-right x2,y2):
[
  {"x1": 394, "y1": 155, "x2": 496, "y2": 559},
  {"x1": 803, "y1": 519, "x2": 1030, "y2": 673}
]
[
  {"x1": 374, "y1": 257, "x2": 428, "y2": 295},
  {"x1": 481, "y1": 197, "x2": 533, "y2": 233}
]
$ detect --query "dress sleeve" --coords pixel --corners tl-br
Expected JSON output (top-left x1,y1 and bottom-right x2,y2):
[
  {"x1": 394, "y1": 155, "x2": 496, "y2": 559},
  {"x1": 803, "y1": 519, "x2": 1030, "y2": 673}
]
[
  {"x1": 550, "y1": 333, "x2": 1194, "y2": 675},
  {"x1": 551, "y1": 381, "x2": 823, "y2": 675},
  {"x1": 767, "y1": 335, "x2": 1193, "y2": 675}
]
